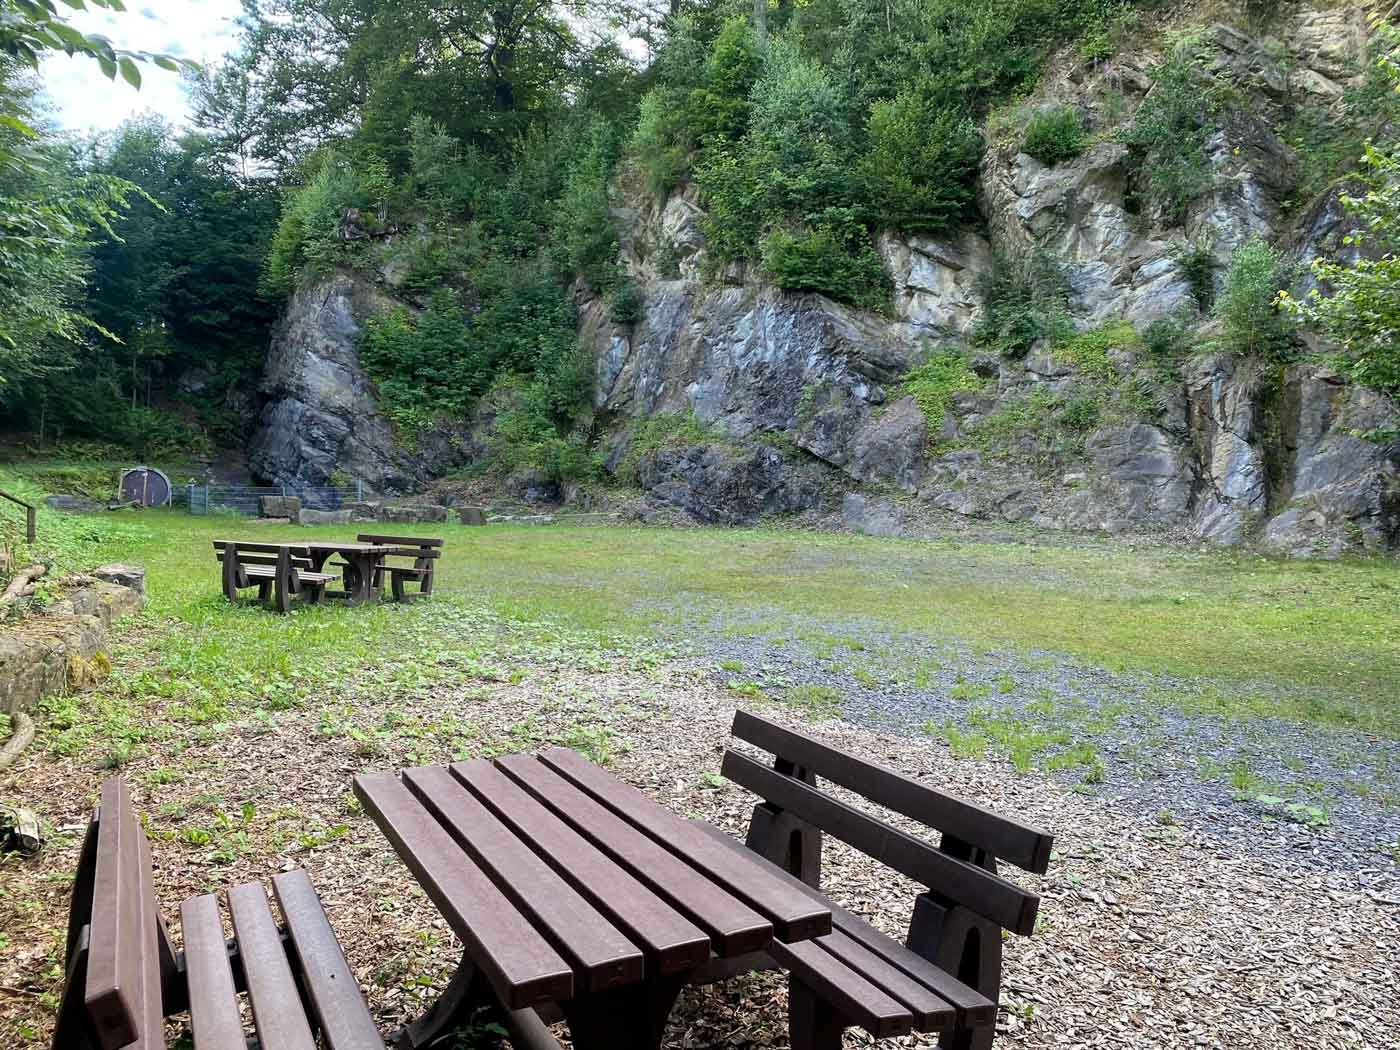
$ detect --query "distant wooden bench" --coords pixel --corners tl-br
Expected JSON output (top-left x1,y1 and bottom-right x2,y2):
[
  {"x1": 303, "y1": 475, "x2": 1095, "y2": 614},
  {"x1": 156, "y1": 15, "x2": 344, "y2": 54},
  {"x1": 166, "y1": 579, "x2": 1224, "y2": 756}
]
[
  {"x1": 53, "y1": 778, "x2": 384, "y2": 1050},
  {"x1": 214, "y1": 541, "x2": 337, "y2": 613},
  {"x1": 356, "y1": 534, "x2": 442, "y2": 602},
  {"x1": 715, "y1": 711, "x2": 1053, "y2": 1050}
]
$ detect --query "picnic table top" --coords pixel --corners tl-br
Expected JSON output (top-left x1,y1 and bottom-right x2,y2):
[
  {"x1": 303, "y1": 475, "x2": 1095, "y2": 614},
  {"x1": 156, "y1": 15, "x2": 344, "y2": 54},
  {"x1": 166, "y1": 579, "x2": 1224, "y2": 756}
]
[
  {"x1": 353, "y1": 748, "x2": 834, "y2": 1011},
  {"x1": 214, "y1": 539, "x2": 420, "y2": 554}
]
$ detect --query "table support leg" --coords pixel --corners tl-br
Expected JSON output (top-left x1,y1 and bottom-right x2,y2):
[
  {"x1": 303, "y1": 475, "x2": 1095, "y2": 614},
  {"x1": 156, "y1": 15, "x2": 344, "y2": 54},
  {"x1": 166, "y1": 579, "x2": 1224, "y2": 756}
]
[
  {"x1": 395, "y1": 955, "x2": 490, "y2": 1050},
  {"x1": 788, "y1": 977, "x2": 846, "y2": 1050},
  {"x1": 560, "y1": 974, "x2": 686, "y2": 1050}
]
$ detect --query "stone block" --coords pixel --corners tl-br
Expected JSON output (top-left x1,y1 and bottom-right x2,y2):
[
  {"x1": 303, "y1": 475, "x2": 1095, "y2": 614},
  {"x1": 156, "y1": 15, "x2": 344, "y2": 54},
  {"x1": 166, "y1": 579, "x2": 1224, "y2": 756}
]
[
  {"x1": 260, "y1": 495, "x2": 302, "y2": 519},
  {"x1": 459, "y1": 506, "x2": 487, "y2": 526},
  {"x1": 298, "y1": 508, "x2": 353, "y2": 526}
]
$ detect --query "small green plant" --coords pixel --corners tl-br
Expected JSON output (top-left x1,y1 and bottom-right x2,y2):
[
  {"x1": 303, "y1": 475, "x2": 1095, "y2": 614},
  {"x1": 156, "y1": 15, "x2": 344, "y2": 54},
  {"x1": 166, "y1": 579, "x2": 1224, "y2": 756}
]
[
  {"x1": 1055, "y1": 321, "x2": 1140, "y2": 381},
  {"x1": 1122, "y1": 35, "x2": 1221, "y2": 222},
  {"x1": 940, "y1": 725, "x2": 990, "y2": 760},
  {"x1": 785, "y1": 684, "x2": 843, "y2": 718},
  {"x1": 719, "y1": 659, "x2": 746, "y2": 673},
  {"x1": 1172, "y1": 240, "x2": 1217, "y2": 310},
  {"x1": 901, "y1": 350, "x2": 981, "y2": 440},
  {"x1": 1022, "y1": 106, "x2": 1087, "y2": 166},
  {"x1": 974, "y1": 250, "x2": 1072, "y2": 359}
]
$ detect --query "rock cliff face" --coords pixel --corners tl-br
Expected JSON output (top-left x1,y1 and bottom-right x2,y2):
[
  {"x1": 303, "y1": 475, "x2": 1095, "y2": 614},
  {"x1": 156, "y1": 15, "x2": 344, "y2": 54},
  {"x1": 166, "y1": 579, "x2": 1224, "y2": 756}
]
[
  {"x1": 251, "y1": 1, "x2": 1399, "y2": 552},
  {"x1": 582, "y1": 2, "x2": 1399, "y2": 551},
  {"x1": 248, "y1": 272, "x2": 471, "y2": 493}
]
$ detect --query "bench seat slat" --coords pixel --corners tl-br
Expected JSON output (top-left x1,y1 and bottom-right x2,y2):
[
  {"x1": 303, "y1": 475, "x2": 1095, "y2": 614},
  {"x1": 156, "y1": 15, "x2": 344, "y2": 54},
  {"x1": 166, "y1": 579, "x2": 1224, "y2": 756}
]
[
  {"x1": 180, "y1": 894, "x2": 246, "y2": 1050},
  {"x1": 768, "y1": 939, "x2": 913, "y2": 1039},
  {"x1": 816, "y1": 931, "x2": 954, "y2": 1032},
  {"x1": 733, "y1": 712, "x2": 1053, "y2": 873},
  {"x1": 353, "y1": 773, "x2": 574, "y2": 1010},
  {"x1": 539, "y1": 748, "x2": 831, "y2": 943},
  {"x1": 402, "y1": 766, "x2": 644, "y2": 993},
  {"x1": 693, "y1": 820, "x2": 996, "y2": 1027},
  {"x1": 271, "y1": 870, "x2": 386, "y2": 1050},
  {"x1": 227, "y1": 883, "x2": 318, "y2": 1050},
  {"x1": 722, "y1": 750, "x2": 1038, "y2": 935},
  {"x1": 496, "y1": 755, "x2": 772, "y2": 957}
]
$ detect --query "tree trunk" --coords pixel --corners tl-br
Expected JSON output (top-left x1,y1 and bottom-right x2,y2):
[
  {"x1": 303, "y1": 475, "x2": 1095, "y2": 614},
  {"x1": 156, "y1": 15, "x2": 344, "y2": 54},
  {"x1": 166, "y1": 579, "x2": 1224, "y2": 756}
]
[{"x1": 754, "y1": 0, "x2": 766, "y2": 47}]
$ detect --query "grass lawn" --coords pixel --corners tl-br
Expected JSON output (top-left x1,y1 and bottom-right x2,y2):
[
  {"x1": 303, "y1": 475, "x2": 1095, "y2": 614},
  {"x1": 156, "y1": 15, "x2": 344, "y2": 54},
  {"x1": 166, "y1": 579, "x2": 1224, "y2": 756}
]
[{"x1": 22, "y1": 504, "x2": 1395, "y2": 737}]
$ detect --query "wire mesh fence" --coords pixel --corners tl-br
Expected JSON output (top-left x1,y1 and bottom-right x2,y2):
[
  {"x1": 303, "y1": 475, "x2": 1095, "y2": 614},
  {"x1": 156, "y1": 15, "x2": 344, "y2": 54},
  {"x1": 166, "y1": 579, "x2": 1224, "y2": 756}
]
[{"x1": 185, "y1": 482, "x2": 364, "y2": 517}]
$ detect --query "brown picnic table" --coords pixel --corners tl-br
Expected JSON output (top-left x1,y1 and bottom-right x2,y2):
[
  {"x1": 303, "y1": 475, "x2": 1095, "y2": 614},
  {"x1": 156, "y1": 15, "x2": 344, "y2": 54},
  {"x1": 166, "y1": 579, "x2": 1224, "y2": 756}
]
[
  {"x1": 214, "y1": 535, "x2": 442, "y2": 611},
  {"x1": 354, "y1": 747, "x2": 834, "y2": 1050}
]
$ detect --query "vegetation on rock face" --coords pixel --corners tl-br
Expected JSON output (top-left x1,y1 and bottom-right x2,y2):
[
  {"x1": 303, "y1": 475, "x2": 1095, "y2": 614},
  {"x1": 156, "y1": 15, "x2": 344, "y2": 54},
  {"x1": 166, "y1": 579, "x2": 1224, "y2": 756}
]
[
  {"x1": 1121, "y1": 33, "x2": 1221, "y2": 222},
  {"x1": 1216, "y1": 239, "x2": 1297, "y2": 361},
  {"x1": 901, "y1": 351, "x2": 982, "y2": 440},
  {"x1": 1023, "y1": 105, "x2": 1088, "y2": 166}
]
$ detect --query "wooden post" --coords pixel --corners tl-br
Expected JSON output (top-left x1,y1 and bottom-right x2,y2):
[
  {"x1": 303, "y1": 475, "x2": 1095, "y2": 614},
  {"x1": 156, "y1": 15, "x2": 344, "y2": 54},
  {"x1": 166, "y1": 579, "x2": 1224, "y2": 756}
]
[
  {"x1": 25, "y1": 504, "x2": 35, "y2": 545},
  {"x1": 273, "y1": 547, "x2": 293, "y2": 614}
]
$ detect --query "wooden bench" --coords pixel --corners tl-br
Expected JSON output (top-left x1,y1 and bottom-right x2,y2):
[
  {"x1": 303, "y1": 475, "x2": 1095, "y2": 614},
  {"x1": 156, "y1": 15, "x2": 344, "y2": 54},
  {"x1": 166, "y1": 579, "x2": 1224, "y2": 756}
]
[
  {"x1": 355, "y1": 534, "x2": 442, "y2": 602},
  {"x1": 214, "y1": 541, "x2": 338, "y2": 614},
  {"x1": 53, "y1": 777, "x2": 384, "y2": 1050},
  {"x1": 716, "y1": 711, "x2": 1053, "y2": 1050}
]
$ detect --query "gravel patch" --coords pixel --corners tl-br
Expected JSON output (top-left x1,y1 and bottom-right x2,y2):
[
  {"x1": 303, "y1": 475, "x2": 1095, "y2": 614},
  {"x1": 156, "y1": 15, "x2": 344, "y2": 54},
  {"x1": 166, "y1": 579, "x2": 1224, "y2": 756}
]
[{"x1": 654, "y1": 607, "x2": 1400, "y2": 890}]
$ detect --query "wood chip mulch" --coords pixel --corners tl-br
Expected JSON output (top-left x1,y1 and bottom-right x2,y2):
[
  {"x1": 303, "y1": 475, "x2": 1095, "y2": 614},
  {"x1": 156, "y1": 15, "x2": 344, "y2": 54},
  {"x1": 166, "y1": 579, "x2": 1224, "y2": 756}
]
[{"x1": 1, "y1": 625, "x2": 1396, "y2": 1049}]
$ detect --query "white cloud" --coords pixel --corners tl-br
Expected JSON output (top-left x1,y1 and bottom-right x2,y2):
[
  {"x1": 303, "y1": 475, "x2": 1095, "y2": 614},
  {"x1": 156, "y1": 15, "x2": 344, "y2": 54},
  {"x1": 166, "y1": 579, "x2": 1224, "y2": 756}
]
[{"x1": 40, "y1": 0, "x2": 245, "y2": 134}]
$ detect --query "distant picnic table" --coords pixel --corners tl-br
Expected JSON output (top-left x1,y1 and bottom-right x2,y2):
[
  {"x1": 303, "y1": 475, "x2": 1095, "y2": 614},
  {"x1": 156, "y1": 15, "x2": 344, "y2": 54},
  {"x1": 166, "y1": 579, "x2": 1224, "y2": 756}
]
[{"x1": 214, "y1": 534, "x2": 442, "y2": 612}]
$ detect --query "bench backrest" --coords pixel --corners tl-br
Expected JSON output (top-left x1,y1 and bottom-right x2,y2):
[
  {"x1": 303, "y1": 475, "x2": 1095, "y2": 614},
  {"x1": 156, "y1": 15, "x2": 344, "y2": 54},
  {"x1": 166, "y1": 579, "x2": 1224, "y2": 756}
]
[
  {"x1": 62, "y1": 778, "x2": 167, "y2": 1050},
  {"x1": 723, "y1": 711, "x2": 1051, "y2": 936},
  {"x1": 355, "y1": 534, "x2": 443, "y2": 557}
]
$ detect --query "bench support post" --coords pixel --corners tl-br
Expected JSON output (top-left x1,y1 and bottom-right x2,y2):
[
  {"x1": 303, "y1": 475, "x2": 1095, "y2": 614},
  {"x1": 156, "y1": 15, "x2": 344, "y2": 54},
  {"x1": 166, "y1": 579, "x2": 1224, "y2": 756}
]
[
  {"x1": 906, "y1": 838, "x2": 1003, "y2": 1050},
  {"x1": 787, "y1": 977, "x2": 846, "y2": 1050},
  {"x1": 744, "y1": 762, "x2": 822, "y2": 888}
]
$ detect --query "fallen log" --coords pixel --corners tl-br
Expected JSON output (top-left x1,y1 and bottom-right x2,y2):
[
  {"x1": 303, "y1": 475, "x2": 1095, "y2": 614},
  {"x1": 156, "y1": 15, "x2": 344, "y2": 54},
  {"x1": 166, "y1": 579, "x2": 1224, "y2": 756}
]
[
  {"x1": 0, "y1": 712, "x2": 35, "y2": 771},
  {"x1": 0, "y1": 564, "x2": 46, "y2": 607}
]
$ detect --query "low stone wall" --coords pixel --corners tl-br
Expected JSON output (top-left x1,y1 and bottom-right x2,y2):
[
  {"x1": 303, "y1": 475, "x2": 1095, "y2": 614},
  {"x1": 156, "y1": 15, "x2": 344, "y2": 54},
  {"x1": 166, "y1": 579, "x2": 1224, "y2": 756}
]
[{"x1": 0, "y1": 565, "x2": 145, "y2": 717}]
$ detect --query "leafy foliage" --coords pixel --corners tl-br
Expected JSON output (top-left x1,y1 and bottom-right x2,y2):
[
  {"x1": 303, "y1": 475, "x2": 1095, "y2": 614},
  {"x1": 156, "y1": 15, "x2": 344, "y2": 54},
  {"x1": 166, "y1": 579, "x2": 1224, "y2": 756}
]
[
  {"x1": 1022, "y1": 105, "x2": 1087, "y2": 166},
  {"x1": 974, "y1": 250, "x2": 1073, "y2": 358},
  {"x1": 1121, "y1": 35, "x2": 1221, "y2": 222},
  {"x1": 863, "y1": 91, "x2": 981, "y2": 232},
  {"x1": 1279, "y1": 22, "x2": 1400, "y2": 397},
  {"x1": 1215, "y1": 239, "x2": 1296, "y2": 361},
  {"x1": 901, "y1": 350, "x2": 982, "y2": 438}
]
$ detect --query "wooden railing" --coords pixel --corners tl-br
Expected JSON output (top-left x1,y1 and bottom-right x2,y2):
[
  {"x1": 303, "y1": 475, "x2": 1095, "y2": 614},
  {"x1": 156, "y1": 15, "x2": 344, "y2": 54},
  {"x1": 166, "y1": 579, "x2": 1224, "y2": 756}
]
[{"x1": 0, "y1": 489, "x2": 36, "y2": 545}]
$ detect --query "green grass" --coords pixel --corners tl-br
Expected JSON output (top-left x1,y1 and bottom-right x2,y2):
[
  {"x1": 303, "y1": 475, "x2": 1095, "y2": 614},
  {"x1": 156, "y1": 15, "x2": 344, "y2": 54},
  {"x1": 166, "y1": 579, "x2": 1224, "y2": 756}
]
[{"x1": 13, "y1": 480, "x2": 1400, "y2": 736}]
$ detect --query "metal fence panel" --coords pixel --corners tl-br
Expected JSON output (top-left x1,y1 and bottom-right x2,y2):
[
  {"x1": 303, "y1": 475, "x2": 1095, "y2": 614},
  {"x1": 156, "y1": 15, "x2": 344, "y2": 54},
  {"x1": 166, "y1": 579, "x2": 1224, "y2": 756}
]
[{"x1": 185, "y1": 483, "x2": 362, "y2": 517}]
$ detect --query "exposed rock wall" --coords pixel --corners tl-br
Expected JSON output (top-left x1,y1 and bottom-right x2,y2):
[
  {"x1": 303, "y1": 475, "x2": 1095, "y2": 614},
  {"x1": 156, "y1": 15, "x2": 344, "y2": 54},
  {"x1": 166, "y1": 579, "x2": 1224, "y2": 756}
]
[
  {"x1": 581, "y1": 2, "x2": 1399, "y2": 553},
  {"x1": 248, "y1": 272, "x2": 472, "y2": 493},
  {"x1": 247, "y1": 1, "x2": 1399, "y2": 554}
]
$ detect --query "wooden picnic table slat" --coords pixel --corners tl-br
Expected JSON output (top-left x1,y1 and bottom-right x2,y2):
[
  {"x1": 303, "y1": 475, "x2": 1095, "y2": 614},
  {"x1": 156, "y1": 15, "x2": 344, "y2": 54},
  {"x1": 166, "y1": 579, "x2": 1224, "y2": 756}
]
[
  {"x1": 539, "y1": 747, "x2": 832, "y2": 943},
  {"x1": 451, "y1": 759, "x2": 713, "y2": 975},
  {"x1": 353, "y1": 773, "x2": 575, "y2": 1010},
  {"x1": 495, "y1": 755, "x2": 774, "y2": 957},
  {"x1": 401, "y1": 765, "x2": 645, "y2": 993}
]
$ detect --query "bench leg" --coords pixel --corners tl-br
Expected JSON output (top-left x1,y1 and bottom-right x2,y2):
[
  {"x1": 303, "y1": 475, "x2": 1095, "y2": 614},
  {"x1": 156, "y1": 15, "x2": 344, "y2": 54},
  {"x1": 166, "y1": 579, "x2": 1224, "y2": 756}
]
[
  {"x1": 391, "y1": 571, "x2": 407, "y2": 603},
  {"x1": 560, "y1": 973, "x2": 685, "y2": 1050},
  {"x1": 788, "y1": 977, "x2": 846, "y2": 1050},
  {"x1": 257, "y1": 579, "x2": 273, "y2": 602},
  {"x1": 745, "y1": 799, "x2": 822, "y2": 888}
]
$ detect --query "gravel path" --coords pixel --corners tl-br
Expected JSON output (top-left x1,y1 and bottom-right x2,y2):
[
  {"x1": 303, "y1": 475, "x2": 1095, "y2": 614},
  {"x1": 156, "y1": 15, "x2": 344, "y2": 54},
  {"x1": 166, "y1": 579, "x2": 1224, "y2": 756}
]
[{"x1": 657, "y1": 607, "x2": 1400, "y2": 891}]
